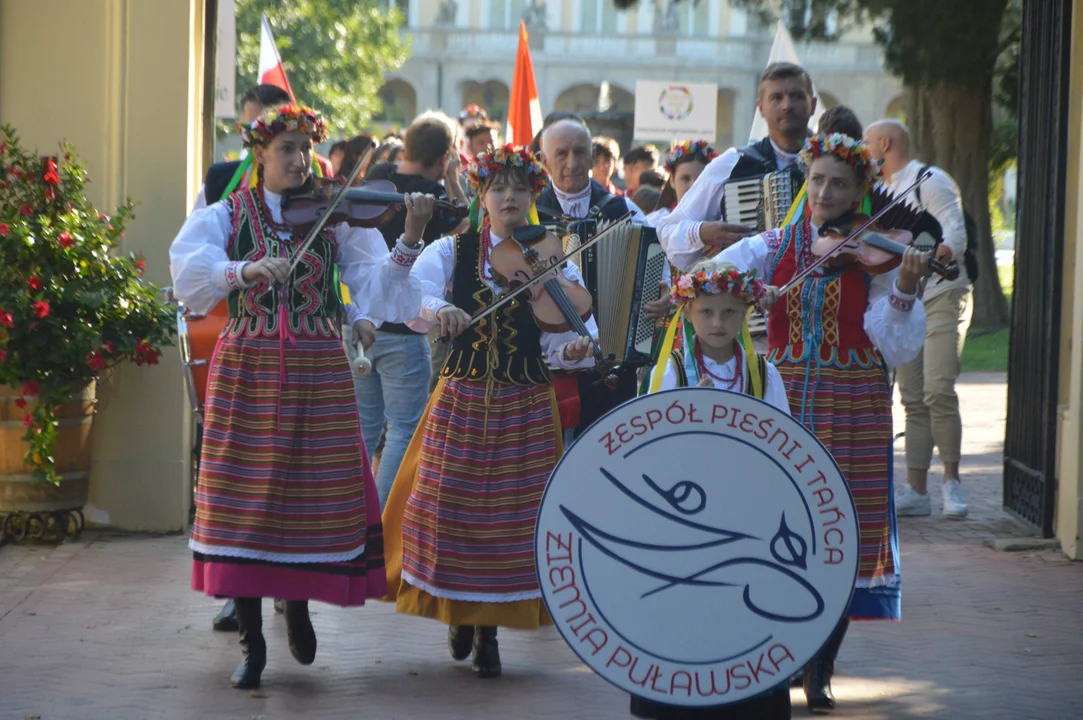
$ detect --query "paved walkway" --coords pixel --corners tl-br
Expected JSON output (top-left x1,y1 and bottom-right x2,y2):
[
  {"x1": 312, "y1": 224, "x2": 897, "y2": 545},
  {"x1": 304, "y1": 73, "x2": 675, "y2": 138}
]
[{"x1": 1, "y1": 373, "x2": 1081, "y2": 720}]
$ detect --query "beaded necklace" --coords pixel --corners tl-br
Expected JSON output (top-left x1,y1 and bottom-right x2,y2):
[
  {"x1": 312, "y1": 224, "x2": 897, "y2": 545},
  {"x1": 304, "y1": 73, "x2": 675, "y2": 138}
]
[{"x1": 694, "y1": 338, "x2": 743, "y2": 390}]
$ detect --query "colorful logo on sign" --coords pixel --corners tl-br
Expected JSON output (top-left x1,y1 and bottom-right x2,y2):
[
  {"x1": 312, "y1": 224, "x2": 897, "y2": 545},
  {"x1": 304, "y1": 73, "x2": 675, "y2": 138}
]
[
  {"x1": 658, "y1": 86, "x2": 695, "y2": 122},
  {"x1": 535, "y1": 388, "x2": 858, "y2": 707}
]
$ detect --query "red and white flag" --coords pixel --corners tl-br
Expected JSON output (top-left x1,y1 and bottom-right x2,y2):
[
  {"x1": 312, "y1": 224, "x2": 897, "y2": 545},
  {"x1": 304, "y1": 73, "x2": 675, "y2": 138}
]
[
  {"x1": 258, "y1": 13, "x2": 295, "y2": 102},
  {"x1": 506, "y1": 21, "x2": 542, "y2": 147}
]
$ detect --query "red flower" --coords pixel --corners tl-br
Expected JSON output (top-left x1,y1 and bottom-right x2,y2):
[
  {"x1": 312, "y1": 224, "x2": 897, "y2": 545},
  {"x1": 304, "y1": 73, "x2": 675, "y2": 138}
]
[
  {"x1": 57, "y1": 231, "x2": 74, "y2": 248},
  {"x1": 27, "y1": 275, "x2": 43, "y2": 291},
  {"x1": 0, "y1": 223, "x2": 9, "y2": 236},
  {"x1": 0, "y1": 309, "x2": 12, "y2": 328},
  {"x1": 20, "y1": 203, "x2": 32, "y2": 217},
  {"x1": 135, "y1": 258, "x2": 146, "y2": 274},
  {"x1": 43, "y1": 158, "x2": 60, "y2": 186},
  {"x1": 0, "y1": 350, "x2": 6, "y2": 362},
  {"x1": 21, "y1": 380, "x2": 39, "y2": 397},
  {"x1": 33, "y1": 301, "x2": 50, "y2": 318},
  {"x1": 102, "y1": 342, "x2": 116, "y2": 355},
  {"x1": 14, "y1": 398, "x2": 26, "y2": 409},
  {"x1": 22, "y1": 414, "x2": 33, "y2": 428},
  {"x1": 87, "y1": 351, "x2": 108, "y2": 372}
]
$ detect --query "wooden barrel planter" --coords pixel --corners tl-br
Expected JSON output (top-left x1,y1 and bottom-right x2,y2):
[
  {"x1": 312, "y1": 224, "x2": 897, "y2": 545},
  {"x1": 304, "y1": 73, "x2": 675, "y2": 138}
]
[{"x1": 0, "y1": 384, "x2": 96, "y2": 543}]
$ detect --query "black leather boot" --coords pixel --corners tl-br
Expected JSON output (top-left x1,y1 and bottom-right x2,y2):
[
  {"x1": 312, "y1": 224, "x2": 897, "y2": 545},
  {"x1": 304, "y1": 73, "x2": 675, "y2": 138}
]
[
  {"x1": 230, "y1": 598, "x2": 266, "y2": 689},
  {"x1": 284, "y1": 600, "x2": 317, "y2": 665},
  {"x1": 804, "y1": 617, "x2": 850, "y2": 713},
  {"x1": 213, "y1": 598, "x2": 238, "y2": 632},
  {"x1": 472, "y1": 626, "x2": 501, "y2": 678},
  {"x1": 448, "y1": 625, "x2": 475, "y2": 661}
]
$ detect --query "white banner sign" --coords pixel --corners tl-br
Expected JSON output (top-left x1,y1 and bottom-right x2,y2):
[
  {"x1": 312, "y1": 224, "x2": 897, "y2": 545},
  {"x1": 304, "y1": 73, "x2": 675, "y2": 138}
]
[
  {"x1": 215, "y1": 0, "x2": 237, "y2": 119},
  {"x1": 536, "y1": 388, "x2": 858, "y2": 707},
  {"x1": 633, "y1": 81, "x2": 718, "y2": 142}
]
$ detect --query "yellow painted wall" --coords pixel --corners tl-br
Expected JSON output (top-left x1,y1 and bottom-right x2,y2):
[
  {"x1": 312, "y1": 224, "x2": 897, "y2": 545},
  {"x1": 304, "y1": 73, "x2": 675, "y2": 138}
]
[
  {"x1": 0, "y1": 0, "x2": 205, "y2": 530},
  {"x1": 1055, "y1": 0, "x2": 1083, "y2": 559}
]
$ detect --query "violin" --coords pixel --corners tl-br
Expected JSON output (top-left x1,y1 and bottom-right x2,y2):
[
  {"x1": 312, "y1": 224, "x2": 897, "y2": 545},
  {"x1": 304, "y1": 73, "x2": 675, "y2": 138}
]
[
  {"x1": 812, "y1": 212, "x2": 959, "y2": 281},
  {"x1": 281, "y1": 177, "x2": 468, "y2": 234},
  {"x1": 488, "y1": 225, "x2": 618, "y2": 388}
]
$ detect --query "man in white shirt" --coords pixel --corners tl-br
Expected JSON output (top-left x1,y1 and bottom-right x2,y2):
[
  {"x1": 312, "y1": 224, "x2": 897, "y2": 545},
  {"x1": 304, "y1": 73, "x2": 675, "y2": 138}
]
[
  {"x1": 865, "y1": 119, "x2": 974, "y2": 519},
  {"x1": 656, "y1": 62, "x2": 816, "y2": 272}
]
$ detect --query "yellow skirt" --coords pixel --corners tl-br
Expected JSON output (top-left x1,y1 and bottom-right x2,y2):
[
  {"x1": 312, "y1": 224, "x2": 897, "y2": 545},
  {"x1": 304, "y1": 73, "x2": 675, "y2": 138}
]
[{"x1": 381, "y1": 377, "x2": 563, "y2": 630}]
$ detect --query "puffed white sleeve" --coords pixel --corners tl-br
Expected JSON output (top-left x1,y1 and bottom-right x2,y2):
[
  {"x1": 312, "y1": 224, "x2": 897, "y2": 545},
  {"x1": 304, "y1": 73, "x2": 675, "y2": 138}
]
[
  {"x1": 718, "y1": 230, "x2": 778, "y2": 281},
  {"x1": 337, "y1": 225, "x2": 423, "y2": 325},
  {"x1": 410, "y1": 236, "x2": 457, "y2": 333},
  {"x1": 763, "y1": 362, "x2": 791, "y2": 415},
  {"x1": 169, "y1": 201, "x2": 248, "y2": 315},
  {"x1": 863, "y1": 270, "x2": 927, "y2": 367},
  {"x1": 543, "y1": 262, "x2": 602, "y2": 370},
  {"x1": 657, "y1": 149, "x2": 740, "y2": 272}
]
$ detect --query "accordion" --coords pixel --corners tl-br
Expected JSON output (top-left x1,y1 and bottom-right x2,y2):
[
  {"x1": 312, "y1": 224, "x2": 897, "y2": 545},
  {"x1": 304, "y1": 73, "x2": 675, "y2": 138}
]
[
  {"x1": 558, "y1": 218, "x2": 667, "y2": 367},
  {"x1": 722, "y1": 170, "x2": 804, "y2": 234}
]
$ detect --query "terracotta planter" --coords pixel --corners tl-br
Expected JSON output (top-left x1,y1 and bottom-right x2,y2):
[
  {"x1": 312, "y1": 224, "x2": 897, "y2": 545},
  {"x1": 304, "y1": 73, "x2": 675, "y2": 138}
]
[{"x1": 0, "y1": 383, "x2": 95, "y2": 542}]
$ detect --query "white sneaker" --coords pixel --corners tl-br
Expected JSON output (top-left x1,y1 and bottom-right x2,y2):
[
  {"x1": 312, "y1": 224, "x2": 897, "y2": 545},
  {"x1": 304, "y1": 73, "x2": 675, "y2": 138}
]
[
  {"x1": 942, "y1": 479, "x2": 968, "y2": 519},
  {"x1": 896, "y1": 484, "x2": 931, "y2": 516}
]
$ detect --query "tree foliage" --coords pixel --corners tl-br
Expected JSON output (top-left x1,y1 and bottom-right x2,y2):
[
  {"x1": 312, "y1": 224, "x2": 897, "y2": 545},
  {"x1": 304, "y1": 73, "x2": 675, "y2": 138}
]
[{"x1": 231, "y1": 0, "x2": 410, "y2": 137}]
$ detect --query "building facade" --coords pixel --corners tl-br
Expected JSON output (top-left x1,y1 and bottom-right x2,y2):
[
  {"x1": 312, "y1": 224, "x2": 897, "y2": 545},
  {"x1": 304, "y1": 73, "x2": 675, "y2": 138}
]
[{"x1": 378, "y1": 0, "x2": 904, "y2": 150}]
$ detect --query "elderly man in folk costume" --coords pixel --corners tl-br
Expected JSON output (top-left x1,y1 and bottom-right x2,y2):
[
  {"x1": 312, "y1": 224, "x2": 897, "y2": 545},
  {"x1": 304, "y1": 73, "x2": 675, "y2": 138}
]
[
  {"x1": 718, "y1": 133, "x2": 932, "y2": 713},
  {"x1": 170, "y1": 104, "x2": 437, "y2": 689},
  {"x1": 380, "y1": 145, "x2": 598, "y2": 679}
]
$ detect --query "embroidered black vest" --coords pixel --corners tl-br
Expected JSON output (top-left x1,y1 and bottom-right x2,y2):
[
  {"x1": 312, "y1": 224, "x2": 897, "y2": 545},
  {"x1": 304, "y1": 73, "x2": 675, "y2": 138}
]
[
  {"x1": 535, "y1": 179, "x2": 628, "y2": 224},
  {"x1": 224, "y1": 188, "x2": 340, "y2": 339},
  {"x1": 441, "y1": 231, "x2": 551, "y2": 386}
]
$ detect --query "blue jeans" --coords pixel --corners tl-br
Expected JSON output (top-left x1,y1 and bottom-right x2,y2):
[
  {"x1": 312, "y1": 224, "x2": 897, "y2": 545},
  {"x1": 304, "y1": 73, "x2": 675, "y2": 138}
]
[{"x1": 353, "y1": 332, "x2": 432, "y2": 508}]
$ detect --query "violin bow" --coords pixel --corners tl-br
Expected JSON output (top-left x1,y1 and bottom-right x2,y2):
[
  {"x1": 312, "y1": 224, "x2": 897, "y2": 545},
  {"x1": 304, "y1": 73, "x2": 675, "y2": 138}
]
[
  {"x1": 776, "y1": 170, "x2": 932, "y2": 296},
  {"x1": 442, "y1": 213, "x2": 635, "y2": 338},
  {"x1": 284, "y1": 142, "x2": 377, "y2": 276}
]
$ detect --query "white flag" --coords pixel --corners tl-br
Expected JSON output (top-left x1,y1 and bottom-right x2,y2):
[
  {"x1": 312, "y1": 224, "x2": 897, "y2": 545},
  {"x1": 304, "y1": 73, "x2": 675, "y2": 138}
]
[{"x1": 748, "y1": 20, "x2": 826, "y2": 142}]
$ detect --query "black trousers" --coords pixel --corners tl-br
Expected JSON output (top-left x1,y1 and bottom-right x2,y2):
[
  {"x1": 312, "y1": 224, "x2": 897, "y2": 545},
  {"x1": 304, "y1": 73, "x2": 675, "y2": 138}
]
[
  {"x1": 630, "y1": 686, "x2": 791, "y2": 719},
  {"x1": 572, "y1": 366, "x2": 639, "y2": 437}
]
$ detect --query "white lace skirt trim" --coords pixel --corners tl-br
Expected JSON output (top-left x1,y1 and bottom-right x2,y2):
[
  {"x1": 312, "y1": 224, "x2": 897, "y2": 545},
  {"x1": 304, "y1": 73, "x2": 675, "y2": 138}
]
[
  {"x1": 401, "y1": 570, "x2": 542, "y2": 603},
  {"x1": 189, "y1": 538, "x2": 365, "y2": 565}
]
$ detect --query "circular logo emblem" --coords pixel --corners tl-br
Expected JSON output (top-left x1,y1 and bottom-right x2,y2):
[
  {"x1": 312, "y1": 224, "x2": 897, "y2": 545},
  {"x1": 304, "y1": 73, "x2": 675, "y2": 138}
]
[
  {"x1": 658, "y1": 86, "x2": 695, "y2": 122},
  {"x1": 536, "y1": 389, "x2": 858, "y2": 707}
]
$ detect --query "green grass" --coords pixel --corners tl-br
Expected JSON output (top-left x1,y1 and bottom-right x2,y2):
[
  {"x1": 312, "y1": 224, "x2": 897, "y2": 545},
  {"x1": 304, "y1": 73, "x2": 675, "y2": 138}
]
[{"x1": 960, "y1": 263, "x2": 1013, "y2": 373}]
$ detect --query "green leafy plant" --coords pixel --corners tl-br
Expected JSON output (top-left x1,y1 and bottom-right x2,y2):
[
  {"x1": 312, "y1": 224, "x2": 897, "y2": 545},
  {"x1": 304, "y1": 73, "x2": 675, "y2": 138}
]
[{"x1": 0, "y1": 124, "x2": 175, "y2": 485}]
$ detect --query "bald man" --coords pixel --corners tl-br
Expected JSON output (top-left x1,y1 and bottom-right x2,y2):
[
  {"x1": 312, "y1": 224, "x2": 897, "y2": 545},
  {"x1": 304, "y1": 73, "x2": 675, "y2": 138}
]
[{"x1": 865, "y1": 119, "x2": 973, "y2": 519}]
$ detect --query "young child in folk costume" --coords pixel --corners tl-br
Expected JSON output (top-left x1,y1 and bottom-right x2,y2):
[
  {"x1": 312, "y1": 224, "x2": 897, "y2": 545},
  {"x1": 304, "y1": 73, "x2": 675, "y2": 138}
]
[
  {"x1": 170, "y1": 105, "x2": 435, "y2": 690},
  {"x1": 380, "y1": 145, "x2": 598, "y2": 678},
  {"x1": 646, "y1": 259, "x2": 788, "y2": 413},
  {"x1": 720, "y1": 133, "x2": 931, "y2": 712}
]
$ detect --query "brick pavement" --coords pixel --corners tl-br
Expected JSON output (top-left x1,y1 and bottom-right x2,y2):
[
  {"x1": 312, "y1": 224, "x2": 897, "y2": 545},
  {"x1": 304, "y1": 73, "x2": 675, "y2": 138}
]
[{"x1": 1, "y1": 373, "x2": 1082, "y2": 720}]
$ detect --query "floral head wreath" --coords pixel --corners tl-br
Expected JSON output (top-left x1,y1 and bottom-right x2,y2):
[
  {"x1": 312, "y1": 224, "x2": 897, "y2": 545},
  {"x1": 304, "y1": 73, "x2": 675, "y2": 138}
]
[
  {"x1": 665, "y1": 140, "x2": 718, "y2": 174},
  {"x1": 467, "y1": 144, "x2": 549, "y2": 196},
  {"x1": 670, "y1": 267, "x2": 766, "y2": 306},
  {"x1": 459, "y1": 104, "x2": 489, "y2": 124},
  {"x1": 798, "y1": 133, "x2": 880, "y2": 188},
  {"x1": 242, "y1": 104, "x2": 328, "y2": 148}
]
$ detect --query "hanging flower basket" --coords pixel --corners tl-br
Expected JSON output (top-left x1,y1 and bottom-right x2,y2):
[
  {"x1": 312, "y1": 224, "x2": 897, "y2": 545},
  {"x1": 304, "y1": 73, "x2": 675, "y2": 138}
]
[{"x1": 0, "y1": 124, "x2": 175, "y2": 542}]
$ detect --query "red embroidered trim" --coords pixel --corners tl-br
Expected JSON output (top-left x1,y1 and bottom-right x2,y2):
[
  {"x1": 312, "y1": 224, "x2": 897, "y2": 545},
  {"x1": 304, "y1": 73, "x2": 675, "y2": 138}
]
[
  {"x1": 225, "y1": 261, "x2": 244, "y2": 289},
  {"x1": 888, "y1": 288, "x2": 915, "y2": 312},
  {"x1": 390, "y1": 239, "x2": 420, "y2": 268}
]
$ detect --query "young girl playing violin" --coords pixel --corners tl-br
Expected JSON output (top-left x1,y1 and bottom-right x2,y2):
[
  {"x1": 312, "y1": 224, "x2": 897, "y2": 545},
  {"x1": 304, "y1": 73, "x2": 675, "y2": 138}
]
[
  {"x1": 170, "y1": 104, "x2": 434, "y2": 690},
  {"x1": 380, "y1": 145, "x2": 597, "y2": 679},
  {"x1": 720, "y1": 133, "x2": 930, "y2": 713}
]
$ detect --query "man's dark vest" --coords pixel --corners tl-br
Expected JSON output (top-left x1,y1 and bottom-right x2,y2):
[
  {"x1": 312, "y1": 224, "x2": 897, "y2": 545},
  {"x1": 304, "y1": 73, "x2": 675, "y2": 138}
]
[
  {"x1": 722, "y1": 137, "x2": 806, "y2": 218},
  {"x1": 441, "y1": 231, "x2": 551, "y2": 386},
  {"x1": 204, "y1": 160, "x2": 243, "y2": 205},
  {"x1": 536, "y1": 179, "x2": 627, "y2": 225}
]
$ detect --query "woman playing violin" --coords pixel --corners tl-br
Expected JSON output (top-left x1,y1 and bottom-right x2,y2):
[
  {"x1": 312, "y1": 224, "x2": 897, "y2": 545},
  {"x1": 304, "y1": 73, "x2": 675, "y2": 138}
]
[
  {"x1": 169, "y1": 104, "x2": 435, "y2": 690},
  {"x1": 380, "y1": 145, "x2": 597, "y2": 679},
  {"x1": 720, "y1": 133, "x2": 930, "y2": 713}
]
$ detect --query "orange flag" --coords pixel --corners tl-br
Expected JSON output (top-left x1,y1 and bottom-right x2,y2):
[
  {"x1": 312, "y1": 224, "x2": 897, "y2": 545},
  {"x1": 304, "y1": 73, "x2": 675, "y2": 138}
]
[{"x1": 506, "y1": 21, "x2": 542, "y2": 147}]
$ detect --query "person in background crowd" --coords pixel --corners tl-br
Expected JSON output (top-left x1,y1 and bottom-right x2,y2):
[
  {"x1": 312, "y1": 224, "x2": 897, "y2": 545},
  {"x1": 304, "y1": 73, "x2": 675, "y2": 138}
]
[
  {"x1": 865, "y1": 118, "x2": 974, "y2": 520},
  {"x1": 622, "y1": 144, "x2": 661, "y2": 197},
  {"x1": 335, "y1": 134, "x2": 377, "y2": 184},
  {"x1": 631, "y1": 185, "x2": 662, "y2": 215},
  {"x1": 374, "y1": 136, "x2": 405, "y2": 165},
  {"x1": 646, "y1": 140, "x2": 719, "y2": 226},
  {"x1": 328, "y1": 139, "x2": 348, "y2": 177},
  {"x1": 592, "y1": 136, "x2": 623, "y2": 195},
  {"x1": 818, "y1": 105, "x2": 864, "y2": 139},
  {"x1": 351, "y1": 110, "x2": 469, "y2": 508}
]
